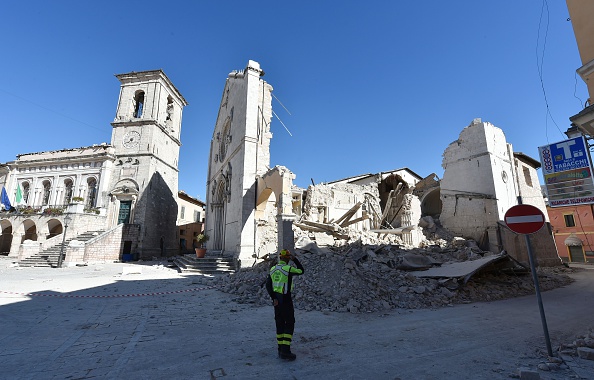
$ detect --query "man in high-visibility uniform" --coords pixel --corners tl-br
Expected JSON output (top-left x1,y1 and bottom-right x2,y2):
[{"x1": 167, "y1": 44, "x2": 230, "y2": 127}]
[{"x1": 265, "y1": 249, "x2": 304, "y2": 360}]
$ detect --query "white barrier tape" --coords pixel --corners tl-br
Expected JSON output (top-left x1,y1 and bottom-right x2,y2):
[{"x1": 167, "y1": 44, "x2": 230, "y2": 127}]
[{"x1": 0, "y1": 286, "x2": 215, "y2": 299}]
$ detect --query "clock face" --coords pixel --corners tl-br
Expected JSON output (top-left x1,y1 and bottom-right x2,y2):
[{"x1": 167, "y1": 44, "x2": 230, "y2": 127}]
[{"x1": 123, "y1": 131, "x2": 140, "y2": 149}]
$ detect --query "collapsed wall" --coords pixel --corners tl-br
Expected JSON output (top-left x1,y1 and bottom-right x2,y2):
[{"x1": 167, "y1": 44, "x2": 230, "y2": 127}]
[
  {"x1": 295, "y1": 178, "x2": 432, "y2": 249},
  {"x1": 302, "y1": 182, "x2": 379, "y2": 229}
]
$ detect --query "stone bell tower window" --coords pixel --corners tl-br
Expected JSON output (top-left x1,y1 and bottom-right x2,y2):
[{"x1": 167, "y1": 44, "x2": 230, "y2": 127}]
[
  {"x1": 133, "y1": 91, "x2": 145, "y2": 118},
  {"x1": 166, "y1": 96, "x2": 173, "y2": 121}
]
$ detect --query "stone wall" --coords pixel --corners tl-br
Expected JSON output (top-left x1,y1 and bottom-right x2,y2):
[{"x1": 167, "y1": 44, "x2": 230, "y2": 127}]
[
  {"x1": 498, "y1": 222, "x2": 561, "y2": 267},
  {"x1": 80, "y1": 224, "x2": 140, "y2": 264}
]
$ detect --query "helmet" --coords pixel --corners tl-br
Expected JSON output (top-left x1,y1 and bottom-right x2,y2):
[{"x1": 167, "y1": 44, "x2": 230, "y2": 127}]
[{"x1": 279, "y1": 249, "x2": 290, "y2": 258}]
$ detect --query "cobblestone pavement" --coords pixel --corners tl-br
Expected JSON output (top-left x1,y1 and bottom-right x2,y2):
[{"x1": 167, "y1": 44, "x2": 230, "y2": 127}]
[{"x1": 1, "y1": 258, "x2": 593, "y2": 380}]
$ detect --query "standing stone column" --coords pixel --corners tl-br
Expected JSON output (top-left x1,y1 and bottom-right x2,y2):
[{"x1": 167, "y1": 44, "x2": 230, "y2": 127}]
[
  {"x1": 8, "y1": 232, "x2": 25, "y2": 258},
  {"x1": 277, "y1": 213, "x2": 295, "y2": 253}
]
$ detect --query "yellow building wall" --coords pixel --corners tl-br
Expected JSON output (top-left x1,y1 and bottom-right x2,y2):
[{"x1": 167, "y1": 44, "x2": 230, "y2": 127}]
[{"x1": 567, "y1": 0, "x2": 594, "y2": 99}]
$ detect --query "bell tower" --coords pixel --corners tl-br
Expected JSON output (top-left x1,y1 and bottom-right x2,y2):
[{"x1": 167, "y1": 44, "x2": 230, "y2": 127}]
[{"x1": 108, "y1": 70, "x2": 188, "y2": 258}]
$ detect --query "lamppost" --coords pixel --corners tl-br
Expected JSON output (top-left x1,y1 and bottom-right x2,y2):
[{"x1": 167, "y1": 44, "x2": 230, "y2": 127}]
[{"x1": 57, "y1": 214, "x2": 72, "y2": 268}]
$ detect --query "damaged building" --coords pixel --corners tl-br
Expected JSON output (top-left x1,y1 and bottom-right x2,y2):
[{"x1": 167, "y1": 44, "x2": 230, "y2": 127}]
[
  {"x1": 204, "y1": 60, "x2": 296, "y2": 267},
  {"x1": 204, "y1": 60, "x2": 560, "y2": 269}
]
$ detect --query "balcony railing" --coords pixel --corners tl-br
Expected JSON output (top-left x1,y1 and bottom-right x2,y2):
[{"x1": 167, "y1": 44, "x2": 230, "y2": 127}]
[
  {"x1": 0, "y1": 205, "x2": 66, "y2": 216},
  {"x1": 1, "y1": 204, "x2": 102, "y2": 217}
]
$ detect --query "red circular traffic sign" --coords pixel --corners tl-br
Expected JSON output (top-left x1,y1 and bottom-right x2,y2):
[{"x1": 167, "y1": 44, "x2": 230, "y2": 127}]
[{"x1": 504, "y1": 204, "x2": 546, "y2": 234}]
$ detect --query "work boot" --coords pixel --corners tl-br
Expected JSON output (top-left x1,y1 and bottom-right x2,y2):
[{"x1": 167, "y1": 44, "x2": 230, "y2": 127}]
[{"x1": 279, "y1": 345, "x2": 296, "y2": 361}]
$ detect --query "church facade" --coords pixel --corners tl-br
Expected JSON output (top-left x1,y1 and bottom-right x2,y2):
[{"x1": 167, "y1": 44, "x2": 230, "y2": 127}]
[{"x1": 0, "y1": 70, "x2": 187, "y2": 263}]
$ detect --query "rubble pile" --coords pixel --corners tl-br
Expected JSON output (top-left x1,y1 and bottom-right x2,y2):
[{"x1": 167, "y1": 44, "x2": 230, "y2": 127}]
[
  {"x1": 558, "y1": 328, "x2": 594, "y2": 362},
  {"x1": 209, "y1": 241, "x2": 575, "y2": 313}
]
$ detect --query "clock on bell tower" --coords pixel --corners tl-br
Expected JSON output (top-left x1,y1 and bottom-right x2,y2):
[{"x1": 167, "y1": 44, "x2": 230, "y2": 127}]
[{"x1": 108, "y1": 70, "x2": 188, "y2": 259}]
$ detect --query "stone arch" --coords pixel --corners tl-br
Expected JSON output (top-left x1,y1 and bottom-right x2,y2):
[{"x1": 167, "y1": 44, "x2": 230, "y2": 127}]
[
  {"x1": 378, "y1": 173, "x2": 412, "y2": 227},
  {"x1": 0, "y1": 219, "x2": 13, "y2": 255},
  {"x1": 133, "y1": 90, "x2": 145, "y2": 118},
  {"x1": 166, "y1": 95, "x2": 174, "y2": 121},
  {"x1": 111, "y1": 178, "x2": 140, "y2": 194},
  {"x1": 256, "y1": 168, "x2": 294, "y2": 216},
  {"x1": 109, "y1": 179, "x2": 140, "y2": 226},
  {"x1": 255, "y1": 187, "x2": 275, "y2": 219},
  {"x1": 420, "y1": 187, "x2": 442, "y2": 218},
  {"x1": 45, "y1": 218, "x2": 64, "y2": 239},
  {"x1": 20, "y1": 219, "x2": 38, "y2": 242}
]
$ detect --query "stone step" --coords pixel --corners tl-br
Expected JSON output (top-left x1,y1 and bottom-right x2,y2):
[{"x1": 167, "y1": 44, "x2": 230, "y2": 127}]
[
  {"x1": 18, "y1": 230, "x2": 105, "y2": 267},
  {"x1": 173, "y1": 254, "x2": 236, "y2": 274}
]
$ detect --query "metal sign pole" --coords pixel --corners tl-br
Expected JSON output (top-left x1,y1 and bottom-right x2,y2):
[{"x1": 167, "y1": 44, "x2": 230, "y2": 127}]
[
  {"x1": 524, "y1": 233, "x2": 553, "y2": 357},
  {"x1": 514, "y1": 197, "x2": 553, "y2": 357}
]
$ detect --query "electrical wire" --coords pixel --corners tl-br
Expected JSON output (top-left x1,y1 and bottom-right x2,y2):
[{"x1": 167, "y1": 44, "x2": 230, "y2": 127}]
[
  {"x1": 0, "y1": 87, "x2": 107, "y2": 132},
  {"x1": 272, "y1": 93, "x2": 292, "y2": 116},
  {"x1": 272, "y1": 110, "x2": 293, "y2": 137},
  {"x1": 573, "y1": 71, "x2": 584, "y2": 108},
  {"x1": 536, "y1": 0, "x2": 564, "y2": 142}
]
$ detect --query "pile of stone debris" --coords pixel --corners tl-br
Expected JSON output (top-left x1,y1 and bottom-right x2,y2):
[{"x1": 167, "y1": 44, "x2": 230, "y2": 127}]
[
  {"x1": 558, "y1": 329, "x2": 594, "y2": 363},
  {"x1": 207, "y1": 235, "x2": 575, "y2": 313}
]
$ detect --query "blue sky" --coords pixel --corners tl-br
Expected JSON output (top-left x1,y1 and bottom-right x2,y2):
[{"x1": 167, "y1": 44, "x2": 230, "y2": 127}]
[{"x1": 0, "y1": 1, "x2": 586, "y2": 201}]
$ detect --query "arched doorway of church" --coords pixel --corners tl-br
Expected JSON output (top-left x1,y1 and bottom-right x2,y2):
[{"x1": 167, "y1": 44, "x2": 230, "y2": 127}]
[{"x1": 211, "y1": 180, "x2": 226, "y2": 251}]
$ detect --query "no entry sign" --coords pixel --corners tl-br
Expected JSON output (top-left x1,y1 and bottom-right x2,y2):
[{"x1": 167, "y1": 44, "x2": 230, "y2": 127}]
[{"x1": 504, "y1": 204, "x2": 546, "y2": 234}]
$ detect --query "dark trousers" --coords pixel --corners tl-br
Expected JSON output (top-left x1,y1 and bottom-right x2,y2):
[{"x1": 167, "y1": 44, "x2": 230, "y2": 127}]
[{"x1": 274, "y1": 294, "x2": 295, "y2": 348}]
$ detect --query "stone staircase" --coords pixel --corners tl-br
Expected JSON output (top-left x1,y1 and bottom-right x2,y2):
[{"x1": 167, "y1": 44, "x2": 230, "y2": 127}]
[
  {"x1": 173, "y1": 252, "x2": 236, "y2": 274},
  {"x1": 18, "y1": 231, "x2": 105, "y2": 268}
]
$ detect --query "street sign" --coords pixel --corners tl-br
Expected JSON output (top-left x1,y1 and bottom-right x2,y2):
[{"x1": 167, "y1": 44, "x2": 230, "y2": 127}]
[{"x1": 504, "y1": 204, "x2": 546, "y2": 234}]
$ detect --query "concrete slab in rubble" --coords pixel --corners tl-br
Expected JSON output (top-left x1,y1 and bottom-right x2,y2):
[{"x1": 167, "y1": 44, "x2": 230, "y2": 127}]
[{"x1": 411, "y1": 253, "x2": 508, "y2": 281}]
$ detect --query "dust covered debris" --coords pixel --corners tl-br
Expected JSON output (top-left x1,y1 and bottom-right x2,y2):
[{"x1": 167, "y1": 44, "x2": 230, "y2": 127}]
[{"x1": 206, "y1": 241, "x2": 574, "y2": 313}]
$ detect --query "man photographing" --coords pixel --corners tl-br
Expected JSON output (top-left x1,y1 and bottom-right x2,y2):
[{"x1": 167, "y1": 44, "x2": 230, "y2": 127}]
[{"x1": 265, "y1": 249, "x2": 304, "y2": 360}]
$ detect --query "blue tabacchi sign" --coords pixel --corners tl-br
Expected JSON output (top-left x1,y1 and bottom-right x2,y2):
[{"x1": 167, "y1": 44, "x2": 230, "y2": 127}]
[
  {"x1": 539, "y1": 136, "x2": 589, "y2": 175},
  {"x1": 539, "y1": 136, "x2": 594, "y2": 207}
]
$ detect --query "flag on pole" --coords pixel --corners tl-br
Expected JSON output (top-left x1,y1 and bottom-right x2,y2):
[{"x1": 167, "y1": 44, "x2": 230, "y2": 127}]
[
  {"x1": 15, "y1": 184, "x2": 25, "y2": 206},
  {"x1": 1, "y1": 187, "x2": 12, "y2": 210}
]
